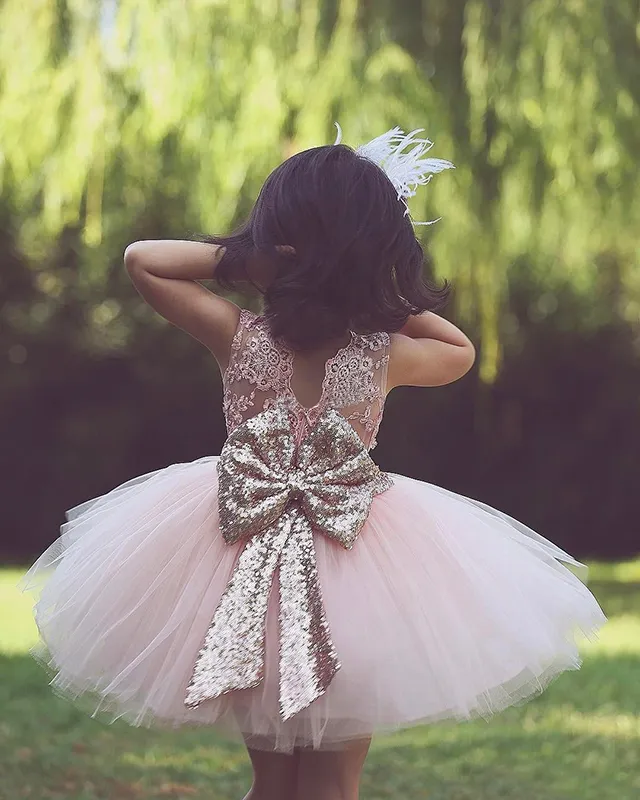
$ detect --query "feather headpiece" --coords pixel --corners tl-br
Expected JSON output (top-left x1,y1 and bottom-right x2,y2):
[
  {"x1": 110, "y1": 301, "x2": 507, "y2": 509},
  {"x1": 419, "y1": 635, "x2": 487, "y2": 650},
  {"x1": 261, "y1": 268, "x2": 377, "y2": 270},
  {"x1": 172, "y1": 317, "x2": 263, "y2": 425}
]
[{"x1": 333, "y1": 123, "x2": 454, "y2": 225}]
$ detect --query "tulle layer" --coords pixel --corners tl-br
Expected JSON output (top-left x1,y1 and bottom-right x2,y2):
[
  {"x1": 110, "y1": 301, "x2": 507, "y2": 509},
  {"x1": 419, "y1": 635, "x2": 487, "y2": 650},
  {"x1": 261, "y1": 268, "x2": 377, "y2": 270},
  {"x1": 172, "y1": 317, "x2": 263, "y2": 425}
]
[{"x1": 19, "y1": 460, "x2": 606, "y2": 752}]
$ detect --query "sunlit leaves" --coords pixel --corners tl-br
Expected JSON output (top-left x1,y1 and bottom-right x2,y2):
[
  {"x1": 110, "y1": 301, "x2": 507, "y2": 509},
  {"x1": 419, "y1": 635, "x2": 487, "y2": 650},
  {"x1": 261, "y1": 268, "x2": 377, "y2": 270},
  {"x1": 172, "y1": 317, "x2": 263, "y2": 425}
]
[{"x1": 0, "y1": 0, "x2": 638, "y2": 375}]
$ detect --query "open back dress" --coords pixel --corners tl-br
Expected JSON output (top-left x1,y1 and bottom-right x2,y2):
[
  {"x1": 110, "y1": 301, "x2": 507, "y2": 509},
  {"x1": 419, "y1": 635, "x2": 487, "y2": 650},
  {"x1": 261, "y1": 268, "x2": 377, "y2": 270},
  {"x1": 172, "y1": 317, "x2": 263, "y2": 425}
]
[{"x1": 20, "y1": 309, "x2": 606, "y2": 753}]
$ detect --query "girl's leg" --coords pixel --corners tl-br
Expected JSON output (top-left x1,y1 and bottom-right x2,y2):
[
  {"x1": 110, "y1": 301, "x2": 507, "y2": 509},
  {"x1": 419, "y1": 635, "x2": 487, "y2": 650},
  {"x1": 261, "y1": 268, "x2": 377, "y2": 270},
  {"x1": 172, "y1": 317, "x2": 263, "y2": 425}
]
[
  {"x1": 243, "y1": 745, "x2": 299, "y2": 800},
  {"x1": 294, "y1": 738, "x2": 371, "y2": 800}
]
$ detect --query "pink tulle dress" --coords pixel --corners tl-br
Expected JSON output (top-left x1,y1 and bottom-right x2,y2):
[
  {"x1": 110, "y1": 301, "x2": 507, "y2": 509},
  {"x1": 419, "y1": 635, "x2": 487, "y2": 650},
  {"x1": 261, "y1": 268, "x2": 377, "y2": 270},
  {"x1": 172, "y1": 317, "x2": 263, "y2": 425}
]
[{"x1": 20, "y1": 310, "x2": 606, "y2": 753}]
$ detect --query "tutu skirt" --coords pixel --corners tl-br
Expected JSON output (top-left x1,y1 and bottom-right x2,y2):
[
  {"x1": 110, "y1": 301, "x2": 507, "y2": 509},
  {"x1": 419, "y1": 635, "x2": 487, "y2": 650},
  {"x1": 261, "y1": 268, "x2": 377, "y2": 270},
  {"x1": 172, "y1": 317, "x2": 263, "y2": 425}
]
[{"x1": 19, "y1": 458, "x2": 606, "y2": 752}]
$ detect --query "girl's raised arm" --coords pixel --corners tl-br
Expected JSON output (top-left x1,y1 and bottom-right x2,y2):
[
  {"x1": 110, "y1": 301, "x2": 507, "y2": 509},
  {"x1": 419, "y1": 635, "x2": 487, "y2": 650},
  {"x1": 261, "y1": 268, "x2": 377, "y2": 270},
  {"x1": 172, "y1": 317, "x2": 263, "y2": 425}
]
[
  {"x1": 387, "y1": 312, "x2": 476, "y2": 389},
  {"x1": 124, "y1": 239, "x2": 241, "y2": 369}
]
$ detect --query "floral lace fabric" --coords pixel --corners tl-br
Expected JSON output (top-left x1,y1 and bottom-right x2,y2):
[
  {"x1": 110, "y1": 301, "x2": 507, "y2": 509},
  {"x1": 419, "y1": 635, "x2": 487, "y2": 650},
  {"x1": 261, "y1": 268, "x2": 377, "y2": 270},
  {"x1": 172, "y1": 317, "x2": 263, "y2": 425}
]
[{"x1": 222, "y1": 310, "x2": 390, "y2": 450}]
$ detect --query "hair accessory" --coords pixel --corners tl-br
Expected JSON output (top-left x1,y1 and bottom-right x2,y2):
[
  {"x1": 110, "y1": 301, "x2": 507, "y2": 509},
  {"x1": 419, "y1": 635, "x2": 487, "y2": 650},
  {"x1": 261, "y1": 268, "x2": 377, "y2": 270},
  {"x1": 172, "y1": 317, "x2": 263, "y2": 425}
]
[{"x1": 333, "y1": 123, "x2": 454, "y2": 225}]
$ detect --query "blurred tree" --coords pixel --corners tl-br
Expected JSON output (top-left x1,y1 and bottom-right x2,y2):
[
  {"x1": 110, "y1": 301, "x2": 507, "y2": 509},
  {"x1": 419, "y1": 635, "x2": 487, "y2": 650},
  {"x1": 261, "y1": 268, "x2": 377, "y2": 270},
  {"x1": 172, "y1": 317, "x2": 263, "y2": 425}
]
[
  {"x1": 1, "y1": 0, "x2": 638, "y2": 375},
  {"x1": 0, "y1": 1, "x2": 639, "y2": 559}
]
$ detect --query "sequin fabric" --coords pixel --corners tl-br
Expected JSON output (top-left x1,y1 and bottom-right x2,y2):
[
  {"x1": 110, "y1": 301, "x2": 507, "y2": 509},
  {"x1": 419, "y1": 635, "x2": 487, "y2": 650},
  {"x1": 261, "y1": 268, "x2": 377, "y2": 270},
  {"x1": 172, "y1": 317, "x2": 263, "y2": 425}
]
[
  {"x1": 222, "y1": 310, "x2": 390, "y2": 450},
  {"x1": 184, "y1": 400, "x2": 392, "y2": 720}
]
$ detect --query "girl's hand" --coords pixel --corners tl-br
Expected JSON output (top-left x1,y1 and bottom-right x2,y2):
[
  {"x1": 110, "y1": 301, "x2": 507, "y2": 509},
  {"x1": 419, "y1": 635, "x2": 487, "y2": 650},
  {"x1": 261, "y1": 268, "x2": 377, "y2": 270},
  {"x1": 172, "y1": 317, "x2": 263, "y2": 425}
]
[{"x1": 244, "y1": 245, "x2": 295, "y2": 290}]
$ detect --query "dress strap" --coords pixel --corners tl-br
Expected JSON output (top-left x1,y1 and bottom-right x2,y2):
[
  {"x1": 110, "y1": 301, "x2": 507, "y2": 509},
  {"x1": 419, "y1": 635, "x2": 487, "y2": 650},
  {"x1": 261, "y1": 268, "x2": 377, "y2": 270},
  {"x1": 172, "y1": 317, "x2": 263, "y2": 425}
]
[
  {"x1": 322, "y1": 330, "x2": 390, "y2": 449},
  {"x1": 222, "y1": 311, "x2": 291, "y2": 434},
  {"x1": 226, "y1": 308, "x2": 255, "y2": 361}
]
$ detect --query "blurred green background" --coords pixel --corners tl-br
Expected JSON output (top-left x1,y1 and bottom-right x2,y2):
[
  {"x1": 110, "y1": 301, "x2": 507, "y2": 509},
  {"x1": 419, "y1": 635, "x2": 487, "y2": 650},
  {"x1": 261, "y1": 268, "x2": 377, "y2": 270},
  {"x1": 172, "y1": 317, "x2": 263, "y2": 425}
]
[
  {"x1": 1, "y1": 0, "x2": 640, "y2": 561},
  {"x1": 1, "y1": 1, "x2": 640, "y2": 798},
  {"x1": 2, "y1": 0, "x2": 639, "y2": 562}
]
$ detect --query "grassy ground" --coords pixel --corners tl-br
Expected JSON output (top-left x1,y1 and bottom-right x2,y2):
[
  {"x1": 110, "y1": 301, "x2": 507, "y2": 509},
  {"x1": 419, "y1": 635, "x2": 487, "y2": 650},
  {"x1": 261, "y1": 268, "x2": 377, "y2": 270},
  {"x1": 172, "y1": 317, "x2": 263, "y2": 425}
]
[{"x1": 2, "y1": 562, "x2": 640, "y2": 800}]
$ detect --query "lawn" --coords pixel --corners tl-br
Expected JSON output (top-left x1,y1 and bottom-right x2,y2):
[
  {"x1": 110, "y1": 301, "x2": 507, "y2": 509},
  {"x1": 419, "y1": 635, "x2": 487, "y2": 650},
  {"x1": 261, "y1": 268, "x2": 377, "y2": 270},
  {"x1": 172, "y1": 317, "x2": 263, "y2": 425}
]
[{"x1": 2, "y1": 561, "x2": 640, "y2": 800}]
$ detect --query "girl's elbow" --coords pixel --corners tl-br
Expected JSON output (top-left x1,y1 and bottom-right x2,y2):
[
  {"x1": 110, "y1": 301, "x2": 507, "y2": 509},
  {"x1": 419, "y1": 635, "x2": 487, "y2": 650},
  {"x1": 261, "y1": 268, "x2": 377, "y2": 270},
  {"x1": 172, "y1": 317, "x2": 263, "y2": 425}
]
[
  {"x1": 447, "y1": 342, "x2": 475, "y2": 383},
  {"x1": 461, "y1": 341, "x2": 476, "y2": 375},
  {"x1": 124, "y1": 241, "x2": 150, "y2": 274}
]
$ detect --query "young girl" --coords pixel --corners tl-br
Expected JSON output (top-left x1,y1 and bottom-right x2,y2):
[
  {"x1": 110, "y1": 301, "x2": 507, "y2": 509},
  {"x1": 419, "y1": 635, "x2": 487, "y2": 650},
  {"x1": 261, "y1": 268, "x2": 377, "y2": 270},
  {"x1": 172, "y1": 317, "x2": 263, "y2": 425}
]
[{"x1": 21, "y1": 129, "x2": 606, "y2": 800}]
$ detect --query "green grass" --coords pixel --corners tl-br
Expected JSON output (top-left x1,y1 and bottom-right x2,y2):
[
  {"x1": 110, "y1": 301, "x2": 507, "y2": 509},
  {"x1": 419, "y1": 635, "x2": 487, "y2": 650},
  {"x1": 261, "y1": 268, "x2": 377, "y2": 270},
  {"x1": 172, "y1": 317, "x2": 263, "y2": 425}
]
[{"x1": 2, "y1": 561, "x2": 640, "y2": 800}]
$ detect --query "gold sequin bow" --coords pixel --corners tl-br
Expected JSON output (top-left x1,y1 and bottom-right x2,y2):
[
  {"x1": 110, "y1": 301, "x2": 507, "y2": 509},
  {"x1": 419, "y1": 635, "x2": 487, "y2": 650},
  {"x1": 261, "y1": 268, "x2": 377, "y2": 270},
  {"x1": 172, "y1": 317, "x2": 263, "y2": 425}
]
[{"x1": 184, "y1": 400, "x2": 392, "y2": 720}]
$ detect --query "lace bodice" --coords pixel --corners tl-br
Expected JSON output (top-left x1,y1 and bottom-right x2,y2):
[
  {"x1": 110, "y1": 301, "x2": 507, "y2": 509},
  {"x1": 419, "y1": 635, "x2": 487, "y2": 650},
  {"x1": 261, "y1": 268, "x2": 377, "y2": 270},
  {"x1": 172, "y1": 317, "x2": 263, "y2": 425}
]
[{"x1": 222, "y1": 310, "x2": 390, "y2": 450}]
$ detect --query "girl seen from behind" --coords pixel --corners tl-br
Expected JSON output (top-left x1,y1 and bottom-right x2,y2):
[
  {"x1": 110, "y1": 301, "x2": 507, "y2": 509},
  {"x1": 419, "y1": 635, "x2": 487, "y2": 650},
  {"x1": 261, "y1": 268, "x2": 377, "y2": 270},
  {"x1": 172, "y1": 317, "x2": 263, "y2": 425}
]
[{"x1": 21, "y1": 128, "x2": 606, "y2": 800}]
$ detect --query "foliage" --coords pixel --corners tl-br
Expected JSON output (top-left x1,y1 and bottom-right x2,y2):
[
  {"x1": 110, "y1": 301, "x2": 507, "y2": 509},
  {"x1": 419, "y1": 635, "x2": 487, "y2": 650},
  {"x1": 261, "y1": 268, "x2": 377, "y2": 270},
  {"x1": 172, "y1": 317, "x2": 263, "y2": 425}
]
[
  {"x1": 0, "y1": 2, "x2": 638, "y2": 558},
  {"x1": 0, "y1": 1, "x2": 638, "y2": 379}
]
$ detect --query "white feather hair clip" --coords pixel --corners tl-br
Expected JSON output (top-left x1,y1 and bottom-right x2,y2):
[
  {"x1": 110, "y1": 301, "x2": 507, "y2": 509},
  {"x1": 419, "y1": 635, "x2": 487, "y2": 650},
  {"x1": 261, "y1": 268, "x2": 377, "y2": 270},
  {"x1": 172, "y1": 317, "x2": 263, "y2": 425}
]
[{"x1": 333, "y1": 123, "x2": 454, "y2": 225}]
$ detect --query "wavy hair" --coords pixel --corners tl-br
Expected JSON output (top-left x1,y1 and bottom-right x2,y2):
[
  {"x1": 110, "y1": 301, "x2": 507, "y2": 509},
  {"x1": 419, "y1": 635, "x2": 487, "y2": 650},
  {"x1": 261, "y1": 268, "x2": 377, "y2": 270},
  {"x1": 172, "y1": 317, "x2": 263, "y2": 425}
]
[{"x1": 205, "y1": 143, "x2": 450, "y2": 350}]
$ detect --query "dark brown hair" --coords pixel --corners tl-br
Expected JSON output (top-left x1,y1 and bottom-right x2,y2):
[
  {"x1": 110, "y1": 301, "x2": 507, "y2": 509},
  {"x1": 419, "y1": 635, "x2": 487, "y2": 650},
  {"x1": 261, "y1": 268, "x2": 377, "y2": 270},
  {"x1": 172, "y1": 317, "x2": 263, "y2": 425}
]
[{"x1": 205, "y1": 143, "x2": 450, "y2": 349}]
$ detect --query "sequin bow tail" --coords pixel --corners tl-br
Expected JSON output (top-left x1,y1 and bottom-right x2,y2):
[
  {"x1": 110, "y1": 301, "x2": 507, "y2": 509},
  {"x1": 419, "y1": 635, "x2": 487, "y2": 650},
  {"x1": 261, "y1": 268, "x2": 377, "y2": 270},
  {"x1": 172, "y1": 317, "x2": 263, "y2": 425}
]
[{"x1": 184, "y1": 401, "x2": 392, "y2": 720}]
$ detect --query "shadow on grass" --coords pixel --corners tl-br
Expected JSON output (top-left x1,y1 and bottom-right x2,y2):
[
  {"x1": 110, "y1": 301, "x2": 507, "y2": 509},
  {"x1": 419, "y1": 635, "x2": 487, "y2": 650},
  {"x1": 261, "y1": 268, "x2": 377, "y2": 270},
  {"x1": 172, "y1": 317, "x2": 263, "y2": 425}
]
[
  {"x1": 533, "y1": 651, "x2": 640, "y2": 715},
  {"x1": 363, "y1": 723, "x2": 640, "y2": 800},
  {"x1": 2, "y1": 649, "x2": 639, "y2": 800}
]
